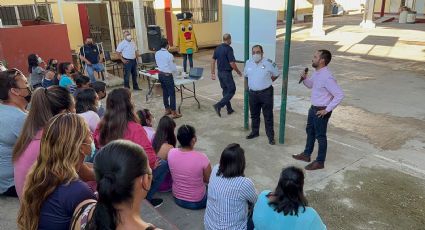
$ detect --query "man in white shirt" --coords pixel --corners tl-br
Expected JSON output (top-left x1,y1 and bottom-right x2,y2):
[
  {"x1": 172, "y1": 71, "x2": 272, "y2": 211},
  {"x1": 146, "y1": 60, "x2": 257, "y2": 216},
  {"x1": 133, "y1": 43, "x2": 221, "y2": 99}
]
[
  {"x1": 116, "y1": 31, "x2": 141, "y2": 90},
  {"x1": 244, "y1": 45, "x2": 280, "y2": 145},
  {"x1": 155, "y1": 38, "x2": 182, "y2": 119}
]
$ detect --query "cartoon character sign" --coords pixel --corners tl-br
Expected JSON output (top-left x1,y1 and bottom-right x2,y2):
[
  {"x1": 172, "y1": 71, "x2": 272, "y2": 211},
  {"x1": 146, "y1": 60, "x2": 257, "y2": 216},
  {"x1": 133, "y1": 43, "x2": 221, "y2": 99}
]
[{"x1": 176, "y1": 12, "x2": 198, "y2": 54}]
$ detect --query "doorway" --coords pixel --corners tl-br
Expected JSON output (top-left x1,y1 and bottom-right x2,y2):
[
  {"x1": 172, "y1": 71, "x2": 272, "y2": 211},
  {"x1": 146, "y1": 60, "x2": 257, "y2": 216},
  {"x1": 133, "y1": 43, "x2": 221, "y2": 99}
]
[{"x1": 86, "y1": 3, "x2": 113, "y2": 52}]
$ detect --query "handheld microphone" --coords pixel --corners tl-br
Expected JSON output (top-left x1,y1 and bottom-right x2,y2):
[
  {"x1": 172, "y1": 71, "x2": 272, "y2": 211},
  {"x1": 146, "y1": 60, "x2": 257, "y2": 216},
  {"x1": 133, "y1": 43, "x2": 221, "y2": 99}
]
[{"x1": 299, "y1": 68, "x2": 308, "y2": 84}]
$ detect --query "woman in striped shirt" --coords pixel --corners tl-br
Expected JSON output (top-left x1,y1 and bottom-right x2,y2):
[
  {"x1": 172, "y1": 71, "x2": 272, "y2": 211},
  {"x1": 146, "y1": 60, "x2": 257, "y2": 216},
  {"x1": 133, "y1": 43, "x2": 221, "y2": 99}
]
[{"x1": 204, "y1": 143, "x2": 257, "y2": 230}]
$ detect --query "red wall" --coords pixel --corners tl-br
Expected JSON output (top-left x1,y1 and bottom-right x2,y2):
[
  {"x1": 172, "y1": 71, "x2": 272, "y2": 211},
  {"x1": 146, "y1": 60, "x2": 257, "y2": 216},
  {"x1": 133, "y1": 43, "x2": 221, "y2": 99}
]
[{"x1": 0, "y1": 24, "x2": 72, "y2": 76}]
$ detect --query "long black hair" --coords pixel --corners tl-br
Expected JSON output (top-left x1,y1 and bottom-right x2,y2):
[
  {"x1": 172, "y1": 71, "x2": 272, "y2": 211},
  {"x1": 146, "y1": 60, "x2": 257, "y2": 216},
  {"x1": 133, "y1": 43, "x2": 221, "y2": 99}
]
[
  {"x1": 88, "y1": 139, "x2": 150, "y2": 230},
  {"x1": 98, "y1": 88, "x2": 139, "y2": 146},
  {"x1": 28, "y1": 54, "x2": 39, "y2": 73},
  {"x1": 152, "y1": 116, "x2": 176, "y2": 153},
  {"x1": 267, "y1": 166, "x2": 308, "y2": 216},
  {"x1": 76, "y1": 88, "x2": 97, "y2": 113}
]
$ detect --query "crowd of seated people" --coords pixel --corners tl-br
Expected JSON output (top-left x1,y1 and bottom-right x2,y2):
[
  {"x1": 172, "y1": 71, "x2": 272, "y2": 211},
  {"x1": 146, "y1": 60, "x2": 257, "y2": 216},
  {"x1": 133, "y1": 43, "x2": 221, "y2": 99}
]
[{"x1": 0, "y1": 63, "x2": 327, "y2": 230}]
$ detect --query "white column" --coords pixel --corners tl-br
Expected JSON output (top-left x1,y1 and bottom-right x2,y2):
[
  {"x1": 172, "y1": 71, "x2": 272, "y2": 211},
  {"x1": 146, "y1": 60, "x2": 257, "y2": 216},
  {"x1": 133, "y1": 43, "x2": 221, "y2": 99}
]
[
  {"x1": 133, "y1": 0, "x2": 149, "y2": 54},
  {"x1": 311, "y1": 0, "x2": 325, "y2": 36},
  {"x1": 106, "y1": 2, "x2": 116, "y2": 51},
  {"x1": 360, "y1": 0, "x2": 376, "y2": 28},
  {"x1": 57, "y1": 0, "x2": 65, "y2": 24}
]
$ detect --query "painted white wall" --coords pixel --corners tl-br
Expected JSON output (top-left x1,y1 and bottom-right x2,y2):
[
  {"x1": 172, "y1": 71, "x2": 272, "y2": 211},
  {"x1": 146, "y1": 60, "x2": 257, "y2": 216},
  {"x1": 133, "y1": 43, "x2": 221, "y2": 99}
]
[{"x1": 222, "y1": 0, "x2": 279, "y2": 62}]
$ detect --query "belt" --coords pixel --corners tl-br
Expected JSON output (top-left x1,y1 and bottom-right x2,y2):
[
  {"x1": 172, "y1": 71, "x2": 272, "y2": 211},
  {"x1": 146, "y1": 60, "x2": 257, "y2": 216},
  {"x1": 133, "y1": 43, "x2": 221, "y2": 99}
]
[
  {"x1": 159, "y1": 71, "x2": 172, "y2": 76},
  {"x1": 249, "y1": 86, "x2": 272, "y2": 93},
  {"x1": 311, "y1": 105, "x2": 327, "y2": 110},
  {"x1": 123, "y1": 57, "x2": 136, "y2": 60}
]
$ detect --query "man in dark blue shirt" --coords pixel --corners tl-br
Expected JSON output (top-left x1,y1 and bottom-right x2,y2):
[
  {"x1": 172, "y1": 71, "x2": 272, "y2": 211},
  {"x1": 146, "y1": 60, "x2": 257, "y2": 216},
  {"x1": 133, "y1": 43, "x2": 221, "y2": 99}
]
[
  {"x1": 211, "y1": 33, "x2": 242, "y2": 117},
  {"x1": 80, "y1": 37, "x2": 104, "y2": 83}
]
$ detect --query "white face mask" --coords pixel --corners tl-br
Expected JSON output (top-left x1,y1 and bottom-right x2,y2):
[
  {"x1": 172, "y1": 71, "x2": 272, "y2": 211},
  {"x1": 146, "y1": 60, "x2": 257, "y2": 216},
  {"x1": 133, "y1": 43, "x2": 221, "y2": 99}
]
[
  {"x1": 126, "y1": 35, "x2": 132, "y2": 41},
  {"x1": 252, "y1": 54, "x2": 262, "y2": 63},
  {"x1": 37, "y1": 57, "x2": 43, "y2": 64}
]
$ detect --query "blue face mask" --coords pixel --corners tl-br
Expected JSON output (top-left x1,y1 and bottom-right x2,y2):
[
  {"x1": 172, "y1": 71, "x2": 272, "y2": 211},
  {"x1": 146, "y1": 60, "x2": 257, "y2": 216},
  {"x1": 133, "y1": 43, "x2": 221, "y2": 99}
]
[{"x1": 90, "y1": 141, "x2": 96, "y2": 158}]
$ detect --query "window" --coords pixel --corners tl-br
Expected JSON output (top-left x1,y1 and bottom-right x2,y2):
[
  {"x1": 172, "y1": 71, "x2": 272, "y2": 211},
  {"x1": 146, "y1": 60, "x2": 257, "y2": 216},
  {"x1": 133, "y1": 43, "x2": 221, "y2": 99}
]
[
  {"x1": 0, "y1": 4, "x2": 52, "y2": 26},
  {"x1": 119, "y1": 2, "x2": 135, "y2": 29},
  {"x1": 17, "y1": 5, "x2": 35, "y2": 21},
  {"x1": 0, "y1": 6, "x2": 17, "y2": 25},
  {"x1": 181, "y1": 0, "x2": 219, "y2": 24},
  {"x1": 144, "y1": 1, "x2": 156, "y2": 27}
]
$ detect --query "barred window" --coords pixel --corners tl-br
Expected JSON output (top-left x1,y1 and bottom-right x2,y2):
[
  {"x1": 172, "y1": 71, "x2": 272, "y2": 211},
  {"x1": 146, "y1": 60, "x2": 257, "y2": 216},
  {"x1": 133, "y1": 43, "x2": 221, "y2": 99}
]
[
  {"x1": 144, "y1": 1, "x2": 156, "y2": 27},
  {"x1": 17, "y1": 5, "x2": 35, "y2": 21},
  {"x1": 119, "y1": 2, "x2": 135, "y2": 29},
  {"x1": 0, "y1": 4, "x2": 52, "y2": 26},
  {"x1": 181, "y1": 0, "x2": 219, "y2": 24},
  {"x1": 0, "y1": 6, "x2": 17, "y2": 25}
]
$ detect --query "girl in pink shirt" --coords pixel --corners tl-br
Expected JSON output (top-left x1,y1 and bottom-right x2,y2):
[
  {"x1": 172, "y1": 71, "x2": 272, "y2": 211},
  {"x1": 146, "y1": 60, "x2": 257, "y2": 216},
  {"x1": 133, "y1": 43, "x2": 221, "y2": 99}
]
[{"x1": 168, "y1": 124, "x2": 212, "y2": 210}]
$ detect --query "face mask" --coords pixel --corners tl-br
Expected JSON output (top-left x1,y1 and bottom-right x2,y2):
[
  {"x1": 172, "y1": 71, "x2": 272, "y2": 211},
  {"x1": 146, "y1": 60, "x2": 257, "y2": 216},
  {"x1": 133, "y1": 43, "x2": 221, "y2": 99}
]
[
  {"x1": 37, "y1": 57, "x2": 43, "y2": 64},
  {"x1": 252, "y1": 54, "x2": 262, "y2": 63},
  {"x1": 126, "y1": 35, "x2": 132, "y2": 41},
  {"x1": 70, "y1": 69, "x2": 76, "y2": 74},
  {"x1": 21, "y1": 87, "x2": 32, "y2": 103},
  {"x1": 89, "y1": 141, "x2": 96, "y2": 158}
]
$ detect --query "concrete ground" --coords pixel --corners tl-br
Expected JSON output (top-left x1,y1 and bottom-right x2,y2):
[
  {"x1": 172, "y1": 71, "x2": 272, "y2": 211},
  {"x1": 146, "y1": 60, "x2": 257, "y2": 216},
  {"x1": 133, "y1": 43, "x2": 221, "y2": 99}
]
[{"x1": 1, "y1": 14, "x2": 425, "y2": 229}]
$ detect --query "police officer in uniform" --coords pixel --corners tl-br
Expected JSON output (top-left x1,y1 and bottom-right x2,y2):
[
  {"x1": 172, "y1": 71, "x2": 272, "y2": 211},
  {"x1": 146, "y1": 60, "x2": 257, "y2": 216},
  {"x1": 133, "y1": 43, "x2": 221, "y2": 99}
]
[{"x1": 244, "y1": 45, "x2": 280, "y2": 145}]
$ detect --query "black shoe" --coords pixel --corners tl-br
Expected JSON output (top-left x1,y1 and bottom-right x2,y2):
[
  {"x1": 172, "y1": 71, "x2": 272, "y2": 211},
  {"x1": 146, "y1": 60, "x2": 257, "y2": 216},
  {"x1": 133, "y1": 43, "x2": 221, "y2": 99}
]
[
  {"x1": 269, "y1": 139, "x2": 276, "y2": 145},
  {"x1": 149, "y1": 198, "x2": 163, "y2": 208},
  {"x1": 227, "y1": 109, "x2": 235, "y2": 115},
  {"x1": 246, "y1": 133, "x2": 259, "y2": 139},
  {"x1": 213, "y1": 104, "x2": 221, "y2": 117}
]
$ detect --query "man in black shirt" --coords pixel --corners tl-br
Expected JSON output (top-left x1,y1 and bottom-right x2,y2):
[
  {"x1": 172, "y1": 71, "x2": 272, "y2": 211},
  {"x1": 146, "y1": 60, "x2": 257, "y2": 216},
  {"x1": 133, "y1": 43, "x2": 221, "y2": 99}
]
[
  {"x1": 80, "y1": 37, "x2": 104, "y2": 83},
  {"x1": 211, "y1": 33, "x2": 242, "y2": 117}
]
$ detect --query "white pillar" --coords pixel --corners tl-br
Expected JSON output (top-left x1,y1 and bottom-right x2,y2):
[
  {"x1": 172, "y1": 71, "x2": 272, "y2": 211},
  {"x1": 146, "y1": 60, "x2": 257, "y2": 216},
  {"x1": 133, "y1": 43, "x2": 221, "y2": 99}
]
[
  {"x1": 133, "y1": 0, "x2": 149, "y2": 54},
  {"x1": 106, "y1": 2, "x2": 116, "y2": 51},
  {"x1": 311, "y1": 0, "x2": 325, "y2": 36},
  {"x1": 360, "y1": 0, "x2": 376, "y2": 28},
  {"x1": 57, "y1": 0, "x2": 65, "y2": 24}
]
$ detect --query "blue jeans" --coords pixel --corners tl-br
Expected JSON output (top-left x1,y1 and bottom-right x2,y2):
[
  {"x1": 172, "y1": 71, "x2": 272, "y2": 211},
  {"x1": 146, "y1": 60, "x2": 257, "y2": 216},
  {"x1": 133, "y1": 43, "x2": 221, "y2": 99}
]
[
  {"x1": 216, "y1": 70, "x2": 236, "y2": 112},
  {"x1": 123, "y1": 59, "x2": 139, "y2": 89},
  {"x1": 303, "y1": 106, "x2": 332, "y2": 163},
  {"x1": 147, "y1": 159, "x2": 169, "y2": 201},
  {"x1": 158, "y1": 74, "x2": 176, "y2": 111},
  {"x1": 182, "y1": 53, "x2": 193, "y2": 73},
  {"x1": 174, "y1": 192, "x2": 207, "y2": 210},
  {"x1": 85, "y1": 63, "x2": 104, "y2": 83}
]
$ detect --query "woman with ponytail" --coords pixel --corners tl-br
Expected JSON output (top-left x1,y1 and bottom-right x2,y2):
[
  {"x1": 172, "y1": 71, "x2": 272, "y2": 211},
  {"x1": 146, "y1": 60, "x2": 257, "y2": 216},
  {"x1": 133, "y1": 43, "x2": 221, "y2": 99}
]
[
  {"x1": 252, "y1": 166, "x2": 326, "y2": 230},
  {"x1": 17, "y1": 114, "x2": 96, "y2": 230},
  {"x1": 13, "y1": 86, "x2": 95, "y2": 199},
  {"x1": 70, "y1": 140, "x2": 162, "y2": 230}
]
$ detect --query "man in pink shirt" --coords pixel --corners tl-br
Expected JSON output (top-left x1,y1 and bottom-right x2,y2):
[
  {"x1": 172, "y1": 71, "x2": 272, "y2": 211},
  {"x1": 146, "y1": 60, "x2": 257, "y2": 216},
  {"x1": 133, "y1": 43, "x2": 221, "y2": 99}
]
[{"x1": 293, "y1": 50, "x2": 344, "y2": 170}]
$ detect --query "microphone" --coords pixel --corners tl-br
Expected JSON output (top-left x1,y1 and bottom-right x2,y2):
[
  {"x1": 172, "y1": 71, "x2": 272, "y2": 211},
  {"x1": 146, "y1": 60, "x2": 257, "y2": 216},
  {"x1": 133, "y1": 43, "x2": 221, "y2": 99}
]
[{"x1": 299, "y1": 67, "x2": 308, "y2": 84}]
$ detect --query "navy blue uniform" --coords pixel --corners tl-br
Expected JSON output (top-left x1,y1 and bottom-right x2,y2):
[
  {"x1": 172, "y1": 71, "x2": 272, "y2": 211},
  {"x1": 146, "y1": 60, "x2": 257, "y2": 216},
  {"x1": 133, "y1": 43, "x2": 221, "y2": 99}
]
[{"x1": 213, "y1": 43, "x2": 236, "y2": 112}]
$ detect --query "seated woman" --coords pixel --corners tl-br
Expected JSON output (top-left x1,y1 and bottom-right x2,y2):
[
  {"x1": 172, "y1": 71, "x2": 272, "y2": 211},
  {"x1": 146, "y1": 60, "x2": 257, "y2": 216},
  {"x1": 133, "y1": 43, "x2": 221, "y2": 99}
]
[
  {"x1": 58, "y1": 62, "x2": 77, "y2": 94},
  {"x1": 252, "y1": 166, "x2": 327, "y2": 230},
  {"x1": 168, "y1": 125, "x2": 212, "y2": 210},
  {"x1": 204, "y1": 143, "x2": 257, "y2": 230},
  {"x1": 76, "y1": 88, "x2": 101, "y2": 133},
  {"x1": 13, "y1": 86, "x2": 95, "y2": 199},
  {"x1": 70, "y1": 140, "x2": 162, "y2": 230},
  {"x1": 152, "y1": 116, "x2": 176, "y2": 160},
  {"x1": 17, "y1": 114, "x2": 96, "y2": 230},
  {"x1": 137, "y1": 109, "x2": 155, "y2": 143},
  {"x1": 94, "y1": 88, "x2": 168, "y2": 207}
]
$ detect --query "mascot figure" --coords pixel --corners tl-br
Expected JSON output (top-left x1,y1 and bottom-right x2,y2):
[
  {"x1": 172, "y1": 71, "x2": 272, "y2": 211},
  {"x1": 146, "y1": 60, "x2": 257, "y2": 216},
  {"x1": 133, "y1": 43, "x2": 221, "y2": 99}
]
[{"x1": 176, "y1": 12, "x2": 198, "y2": 73}]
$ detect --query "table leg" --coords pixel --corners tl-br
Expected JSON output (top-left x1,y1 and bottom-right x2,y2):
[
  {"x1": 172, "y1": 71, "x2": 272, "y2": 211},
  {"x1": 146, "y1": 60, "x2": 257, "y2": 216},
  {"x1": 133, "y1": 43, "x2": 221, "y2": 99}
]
[
  {"x1": 192, "y1": 82, "x2": 200, "y2": 109},
  {"x1": 146, "y1": 78, "x2": 156, "y2": 102},
  {"x1": 178, "y1": 85, "x2": 183, "y2": 114}
]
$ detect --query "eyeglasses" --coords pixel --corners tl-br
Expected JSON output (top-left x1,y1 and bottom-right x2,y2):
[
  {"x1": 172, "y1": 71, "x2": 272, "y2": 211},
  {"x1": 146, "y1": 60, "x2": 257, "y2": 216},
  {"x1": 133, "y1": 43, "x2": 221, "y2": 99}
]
[{"x1": 252, "y1": 51, "x2": 262, "y2": 55}]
